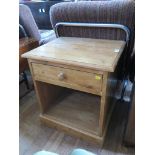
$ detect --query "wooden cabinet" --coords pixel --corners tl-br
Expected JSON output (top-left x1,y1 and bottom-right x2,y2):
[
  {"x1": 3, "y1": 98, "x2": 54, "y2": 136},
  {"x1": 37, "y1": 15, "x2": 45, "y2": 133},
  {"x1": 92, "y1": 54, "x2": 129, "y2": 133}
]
[
  {"x1": 32, "y1": 63, "x2": 102, "y2": 95},
  {"x1": 19, "y1": 37, "x2": 39, "y2": 73},
  {"x1": 22, "y1": 37, "x2": 125, "y2": 146}
]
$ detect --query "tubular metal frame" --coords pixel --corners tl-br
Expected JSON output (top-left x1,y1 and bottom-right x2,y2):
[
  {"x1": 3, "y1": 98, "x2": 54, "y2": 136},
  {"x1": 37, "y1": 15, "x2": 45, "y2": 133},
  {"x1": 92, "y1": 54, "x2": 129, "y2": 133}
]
[
  {"x1": 19, "y1": 24, "x2": 28, "y2": 38},
  {"x1": 54, "y1": 22, "x2": 131, "y2": 101},
  {"x1": 55, "y1": 22, "x2": 130, "y2": 44}
]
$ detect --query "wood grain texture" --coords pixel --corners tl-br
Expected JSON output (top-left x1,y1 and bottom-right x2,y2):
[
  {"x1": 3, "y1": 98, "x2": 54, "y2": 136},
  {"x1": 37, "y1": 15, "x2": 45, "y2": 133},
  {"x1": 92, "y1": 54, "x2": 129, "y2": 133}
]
[
  {"x1": 38, "y1": 90, "x2": 103, "y2": 145},
  {"x1": 28, "y1": 60, "x2": 105, "y2": 143},
  {"x1": 19, "y1": 37, "x2": 39, "y2": 51},
  {"x1": 22, "y1": 37, "x2": 125, "y2": 72},
  {"x1": 23, "y1": 37, "x2": 126, "y2": 146},
  {"x1": 28, "y1": 59, "x2": 104, "y2": 74},
  {"x1": 99, "y1": 57, "x2": 121, "y2": 136},
  {"x1": 42, "y1": 91, "x2": 100, "y2": 135},
  {"x1": 19, "y1": 90, "x2": 135, "y2": 155},
  {"x1": 28, "y1": 60, "x2": 44, "y2": 113},
  {"x1": 19, "y1": 37, "x2": 39, "y2": 73},
  {"x1": 34, "y1": 81, "x2": 64, "y2": 113},
  {"x1": 40, "y1": 114, "x2": 103, "y2": 146},
  {"x1": 32, "y1": 63, "x2": 102, "y2": 96},
  {"x1": 98, "y1": 65, "x2": 119, "y2": 136}
]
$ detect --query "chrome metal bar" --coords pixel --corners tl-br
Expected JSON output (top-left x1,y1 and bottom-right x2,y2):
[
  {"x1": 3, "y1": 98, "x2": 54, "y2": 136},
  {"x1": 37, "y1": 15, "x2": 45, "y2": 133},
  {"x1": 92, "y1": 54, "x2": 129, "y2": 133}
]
[
  {"x1": 55, "y1": 22, "x2": 130, "y2": 43},
  {"x1": 19, "y1": 24, "x2": 28, "y2": 37}
]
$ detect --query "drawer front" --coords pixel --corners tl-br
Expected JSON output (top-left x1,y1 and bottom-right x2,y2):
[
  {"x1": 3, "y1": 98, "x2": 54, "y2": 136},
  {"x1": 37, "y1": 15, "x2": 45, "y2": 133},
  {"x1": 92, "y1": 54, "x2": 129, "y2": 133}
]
[{"x1": 32, "y1": 63, "x2": 102, "y2": 95}]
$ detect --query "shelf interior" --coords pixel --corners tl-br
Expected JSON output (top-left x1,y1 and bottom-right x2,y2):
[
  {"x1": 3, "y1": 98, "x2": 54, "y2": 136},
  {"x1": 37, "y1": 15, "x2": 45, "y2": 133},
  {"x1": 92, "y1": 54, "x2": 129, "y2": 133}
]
[{"x1": 43, "y1": 90, "x2": 100, "y2": 135}]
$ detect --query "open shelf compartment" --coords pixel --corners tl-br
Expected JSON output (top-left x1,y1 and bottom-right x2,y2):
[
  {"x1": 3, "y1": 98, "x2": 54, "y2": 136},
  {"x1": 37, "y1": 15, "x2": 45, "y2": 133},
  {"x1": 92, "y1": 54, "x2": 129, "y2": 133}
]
[{"x1": 36, "y1": 81, "x2": 101, "y2": 136}]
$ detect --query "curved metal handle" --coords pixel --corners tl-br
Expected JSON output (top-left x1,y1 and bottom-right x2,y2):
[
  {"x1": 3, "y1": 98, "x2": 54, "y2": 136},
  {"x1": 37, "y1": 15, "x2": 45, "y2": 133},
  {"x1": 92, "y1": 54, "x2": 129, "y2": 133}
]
[
  {"x1": 58, "y1": 72, "x2": 65, "y2": 80},
  {"x1": 19, "y1": 24, "x2": 28, "y2": 37},
  {"x1": 55, "y1": 22, "x2": 130, "y2": 44}
]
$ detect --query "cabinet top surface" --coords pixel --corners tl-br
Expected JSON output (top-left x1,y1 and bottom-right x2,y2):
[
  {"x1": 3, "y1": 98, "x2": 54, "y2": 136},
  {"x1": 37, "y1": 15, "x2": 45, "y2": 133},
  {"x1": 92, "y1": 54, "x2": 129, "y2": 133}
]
[{"x1": 22, "y1": 37, "x2": 125, "y2": 72}]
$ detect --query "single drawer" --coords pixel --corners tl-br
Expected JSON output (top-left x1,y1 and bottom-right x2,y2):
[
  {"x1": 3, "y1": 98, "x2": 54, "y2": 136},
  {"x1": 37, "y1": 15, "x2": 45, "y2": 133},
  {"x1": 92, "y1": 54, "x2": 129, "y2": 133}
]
[{"x1": 32, "y1": 63, "x2": 102, "y2": 95}]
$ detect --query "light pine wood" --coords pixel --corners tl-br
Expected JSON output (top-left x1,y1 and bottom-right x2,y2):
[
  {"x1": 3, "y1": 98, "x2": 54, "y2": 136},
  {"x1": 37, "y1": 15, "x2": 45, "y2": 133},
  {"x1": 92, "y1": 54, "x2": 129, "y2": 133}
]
[
  {"x1": 35, "y1": 81, "x2": 64, "y2": 113},
  {"x1": 22, "y1": 37, "x2": 125, "y2": 146},
  {"x1": 28, "y1": 59, "x2": 45, "y2": 113},
  {"x1": 28, "y1": 60, "x2": 65, "y2": 113},
  {"x1": 22, "y1": 37, "x2": 125, "y2": 72},
  {"x1": 32, "y1": 63, "x2": 102, "y2": 96},
  {"x1": 39, "y1": 91, "x2": 104, "y2": 145},
  {"x1": 99, "y1": 58, "x2": 121, "y2": 136},
  {"x1": 98, "y1": 69, "x2": 118, "y2": 136},
  {"x1": 41, "y1": 91, "x2": 100, "y2": 135},
  {"x1": 19, "y1": 90, "x2": 135, "y2": 155},
  {"x1": 99, "y1": 73, "x2": 108, "y2": 136},
  {"x1": 28, "y1": 59, "x2": 104, "y2": 74},
  {"x1": 40, "y1": 115, "x2": 103, "y2": 146}
]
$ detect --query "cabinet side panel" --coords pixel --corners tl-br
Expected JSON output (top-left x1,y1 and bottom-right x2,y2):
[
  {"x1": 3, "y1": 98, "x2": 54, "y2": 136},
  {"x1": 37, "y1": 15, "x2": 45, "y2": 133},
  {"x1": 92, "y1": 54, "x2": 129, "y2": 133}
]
[
  {"x1": 28, "y1": 59, "x2": 64, "y2": 113},
  {"x1": 99, "y1": 68, "x2": 119, "y2": 136}
]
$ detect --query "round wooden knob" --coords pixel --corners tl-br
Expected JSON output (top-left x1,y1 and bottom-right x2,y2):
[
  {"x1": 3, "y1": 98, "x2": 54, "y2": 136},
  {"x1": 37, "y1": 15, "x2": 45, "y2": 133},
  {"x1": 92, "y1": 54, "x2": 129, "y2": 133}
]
[{"x1": 58, "y1": 72, "x2": 65, "y2": 80}]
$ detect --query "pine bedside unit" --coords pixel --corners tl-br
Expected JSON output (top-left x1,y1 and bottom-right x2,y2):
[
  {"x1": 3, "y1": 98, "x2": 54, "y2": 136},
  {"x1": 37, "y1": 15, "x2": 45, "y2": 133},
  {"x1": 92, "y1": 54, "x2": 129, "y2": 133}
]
[{"x1": 22, "y1": 37, "x2": 125, "y2": 146}]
